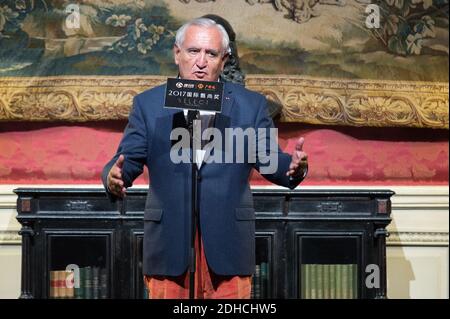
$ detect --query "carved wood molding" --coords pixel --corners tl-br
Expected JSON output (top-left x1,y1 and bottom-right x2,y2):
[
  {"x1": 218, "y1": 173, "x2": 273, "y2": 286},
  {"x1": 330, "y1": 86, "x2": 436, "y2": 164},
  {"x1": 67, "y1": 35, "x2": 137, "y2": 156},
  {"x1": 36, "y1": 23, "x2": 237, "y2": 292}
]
[
  {"x1": 387, "y1": 231, "x2": 449, "y2": 246},
  {"x1": 0, "y1": 75, "x2": 448, "y2": 128},
  {"x1": 246, "y1": 76, "x2": 449, "y2": 129},
  {"x1": 0, "y1": 76, "x2": 165, "y2": 122},
  {"x1": 0, "y1": 230, "x2": 21, "y2": 245}
]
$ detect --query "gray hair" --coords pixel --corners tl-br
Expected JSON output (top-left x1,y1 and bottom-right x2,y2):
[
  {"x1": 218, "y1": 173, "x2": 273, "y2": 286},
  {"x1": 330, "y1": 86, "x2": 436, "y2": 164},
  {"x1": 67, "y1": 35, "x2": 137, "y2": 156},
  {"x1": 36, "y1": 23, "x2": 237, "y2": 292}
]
[{"x1": 175, "y1": 18, "x2": 231, "y2": 56}]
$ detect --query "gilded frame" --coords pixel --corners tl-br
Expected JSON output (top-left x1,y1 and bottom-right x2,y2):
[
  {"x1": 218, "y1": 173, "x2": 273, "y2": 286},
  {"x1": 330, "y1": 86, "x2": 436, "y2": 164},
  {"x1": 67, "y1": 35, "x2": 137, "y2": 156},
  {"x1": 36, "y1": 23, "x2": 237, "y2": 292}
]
[{"x1": 0, "y1": 75, "x2": 447, "y2": 128}]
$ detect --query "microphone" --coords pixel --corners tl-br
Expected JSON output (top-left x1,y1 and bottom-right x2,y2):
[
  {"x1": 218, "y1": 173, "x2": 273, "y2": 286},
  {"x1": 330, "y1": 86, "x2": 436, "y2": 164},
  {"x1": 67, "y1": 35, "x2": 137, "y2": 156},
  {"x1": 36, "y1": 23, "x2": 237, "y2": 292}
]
[{"x1": 186, "y1": 110, "x2": 200, "y2": 124}]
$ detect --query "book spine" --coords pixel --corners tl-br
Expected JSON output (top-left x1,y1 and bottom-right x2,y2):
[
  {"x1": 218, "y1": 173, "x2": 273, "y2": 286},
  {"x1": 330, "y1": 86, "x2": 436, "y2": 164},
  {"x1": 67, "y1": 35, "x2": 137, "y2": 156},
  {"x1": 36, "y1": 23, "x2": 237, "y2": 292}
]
[
  {"x1": 100, "y1": 268, "x2": 108, "y2": 299},
  {"x1": 250, "y1": 275, "x2": 255, "y2": 299},
  {"x1": 78, "y1": 267, "x2": 86, "y2": 299},
  {"x1": 335, "y1": 264, "x2": 342, "y2": 299},
  {"x1": 329, "y1": 264, "x2": 336, "y2": 299},
  {"x1": 323, "y1": 264, "x2": 330, "y2": 299},
  {"x1": 260, "y1": 262, "x2": 268, "y2": 299},
  {"x1": 342, "y1": 264, "x2": 349, "y2": 299},
  {"x1": 143, "y1": 285, "x2": 148, "y2": 299},
  {"x1": 49, "y1": 271, "x2": 57, "y2": 299},
  {"x1": 300, "y1": 264, "x2": 305, "y2": 299},
  {"x1": 65, "y1": 270, "x2": 75, "y2": 299},
  {"x1": 57, "y1": 270, "x2": 66, "y2": 299},
  {"x1": 304, "y1": 264, "x2": 311, "y2": 299},
  {"x1": 74, "y1": 267, "x2": 83, "y2": 299},
  {"x1": 254, "y1": 264, "x2": 261, "y2": 299},
  {"x1": 92, "y1": 267, "x2": 100, "y2": 299},
  {"x1": 316, "y1": 264, "x2": 323, "y2": 299},
  {"x1": 84, "y1": 266, "x2": 93, "y2": 299},
  {"x1": 310, "y1": 264, "x2": 317, "y2": 299}
]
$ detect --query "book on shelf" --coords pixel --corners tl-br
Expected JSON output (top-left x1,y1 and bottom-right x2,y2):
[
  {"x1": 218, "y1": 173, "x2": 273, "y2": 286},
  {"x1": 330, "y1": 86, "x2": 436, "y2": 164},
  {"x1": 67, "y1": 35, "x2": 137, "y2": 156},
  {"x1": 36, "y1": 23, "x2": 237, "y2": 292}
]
[
  {"x1": 299, "y1": 263, "x2": 358, "y2": 299},
  {"x1": 252, "y1": 262, "x2": 270, "y2": 299},
  {"x1": 316, "y1": 264, "x2": 323, "y2": 299},
  {"x1": 310, "y1": 264, "x2": 317, "y2": 299},
  {"x1": 253, "y1": 264, "x2": 261, "y2": 299},
  {"x1": 84, "y1": 266, "x2": 93, "y2": 299},
  {"x1": 323, "y1": 264, "x2": 330, "y2": 299},
  {"x1": 335, "y1": 264, "x2": 342, "y2": 299},
  {"x1": 329, "y1": 263, "x2": 336, "y2": 299},
  {"x1": 100, "y1": 268, "x2": 109, "y2": 299},
  {"x1": 65, "y1": 270, "x2": 75, "y2": 298},
  {"x1": 143, "y1": 282, "x2": 149, "y2": 299},
  {"x1": 250, "y1": 276, "x2": 255, "y2": 299},
  {"x1": 300, "y1": 264, "x2": 307, "y2": 299},
  {"x1": 341, "y1": 263, "x2": 348, "y2": 299},
  {"x1": 49, "y1": 266, "x2": 108, "y2": 299},
  {"x1": 49, "y1": 270, "x2": 57, "y2": 298},
  {"x1": 260, "y1": 262, "x2": 268, "y2": 299}
]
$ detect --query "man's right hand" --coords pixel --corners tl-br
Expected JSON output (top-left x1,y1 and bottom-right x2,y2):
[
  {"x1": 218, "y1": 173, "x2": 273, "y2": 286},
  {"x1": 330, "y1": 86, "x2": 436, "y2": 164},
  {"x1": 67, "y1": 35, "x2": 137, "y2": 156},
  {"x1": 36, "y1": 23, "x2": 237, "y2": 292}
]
[{"x1": 107, "y1": 154, "x2": 127, "y2": 198}]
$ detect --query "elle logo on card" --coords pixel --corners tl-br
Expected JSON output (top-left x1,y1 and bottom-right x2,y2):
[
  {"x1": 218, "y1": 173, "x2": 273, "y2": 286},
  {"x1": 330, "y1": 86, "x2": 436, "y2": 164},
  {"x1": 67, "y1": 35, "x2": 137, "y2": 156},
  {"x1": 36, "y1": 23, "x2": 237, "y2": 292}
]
[{"x1": 164, "y1": 78, "x2": 224, "y2": 113}]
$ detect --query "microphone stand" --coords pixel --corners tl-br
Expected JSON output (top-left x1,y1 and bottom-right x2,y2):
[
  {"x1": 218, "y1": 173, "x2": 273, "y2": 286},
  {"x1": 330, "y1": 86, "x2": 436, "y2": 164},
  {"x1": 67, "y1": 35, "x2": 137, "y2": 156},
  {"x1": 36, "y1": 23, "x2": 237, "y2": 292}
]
[{"x1": 187, "y1": 110, "x2": 200, "y2": 299}]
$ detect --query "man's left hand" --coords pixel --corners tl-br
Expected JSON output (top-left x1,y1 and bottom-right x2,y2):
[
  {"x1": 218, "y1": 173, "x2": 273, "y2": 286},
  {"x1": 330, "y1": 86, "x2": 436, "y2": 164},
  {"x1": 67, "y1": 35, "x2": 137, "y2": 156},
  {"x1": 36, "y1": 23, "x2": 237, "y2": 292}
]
[{"x1": 286, "y1": 137, "x2": 308, "y2": 178}]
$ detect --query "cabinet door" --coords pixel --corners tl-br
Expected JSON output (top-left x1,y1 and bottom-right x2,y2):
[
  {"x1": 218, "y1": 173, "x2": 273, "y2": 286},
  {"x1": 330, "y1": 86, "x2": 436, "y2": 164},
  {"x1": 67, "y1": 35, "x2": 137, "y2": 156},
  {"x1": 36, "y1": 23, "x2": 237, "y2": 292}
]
[
  {"x1": 252, "y1": 233, "x2": 275, "y2": 299},
  {"x1": 44, "y1": 231, "x2": 114, "y2": 299},
  {"x1": 253, "y1": 220, "x2": 284, "y2": 299},
  {"x1": 288, "y1": 226, "x2": 364, "y2": 299}
]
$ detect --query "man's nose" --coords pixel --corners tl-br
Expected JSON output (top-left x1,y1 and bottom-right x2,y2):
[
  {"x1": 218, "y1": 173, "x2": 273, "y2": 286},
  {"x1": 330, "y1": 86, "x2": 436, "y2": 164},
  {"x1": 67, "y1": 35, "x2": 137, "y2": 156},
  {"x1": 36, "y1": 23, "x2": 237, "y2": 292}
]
[{"x1": 196, "y1": 52, "x2": 207, "y2": 68}]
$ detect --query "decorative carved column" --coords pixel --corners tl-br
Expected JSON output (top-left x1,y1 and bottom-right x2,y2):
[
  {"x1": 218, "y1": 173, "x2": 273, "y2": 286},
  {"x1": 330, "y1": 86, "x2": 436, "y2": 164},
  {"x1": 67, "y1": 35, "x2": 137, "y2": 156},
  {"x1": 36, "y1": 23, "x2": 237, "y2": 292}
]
[
  {"x1": 374, "y1": 228, "x2": 389, "y2": 299},
  {"x1": 17, "y1": 196, "x2": 35, "y2": 299},
  {"x1": 373, "y1": 197, "x2": 392, "y2": 299},
  {"x1": 18, "y1": 221, "x2": 35, "y2": 299}
]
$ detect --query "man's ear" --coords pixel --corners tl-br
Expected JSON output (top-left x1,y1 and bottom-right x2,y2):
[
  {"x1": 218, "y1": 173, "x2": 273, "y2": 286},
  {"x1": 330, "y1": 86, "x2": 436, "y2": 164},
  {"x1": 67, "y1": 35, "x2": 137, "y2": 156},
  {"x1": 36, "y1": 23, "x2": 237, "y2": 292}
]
[
  {"x1": 173, "y1": 45, "x2": 181, "y2": 65},
  {"x1": 222, "y1": 52, "x2": 229, "y2": 62},
  {"x1": 220, "y1": 53, "x2": 229, "y2": 70}
]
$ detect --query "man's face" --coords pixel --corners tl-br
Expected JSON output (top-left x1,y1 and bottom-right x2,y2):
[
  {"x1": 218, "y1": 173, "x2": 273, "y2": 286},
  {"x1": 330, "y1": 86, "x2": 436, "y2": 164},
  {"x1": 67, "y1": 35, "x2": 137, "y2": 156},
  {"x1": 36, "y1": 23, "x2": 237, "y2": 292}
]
[{"x1": 174, "y1": 25, "x2": 228, "y2": 82}]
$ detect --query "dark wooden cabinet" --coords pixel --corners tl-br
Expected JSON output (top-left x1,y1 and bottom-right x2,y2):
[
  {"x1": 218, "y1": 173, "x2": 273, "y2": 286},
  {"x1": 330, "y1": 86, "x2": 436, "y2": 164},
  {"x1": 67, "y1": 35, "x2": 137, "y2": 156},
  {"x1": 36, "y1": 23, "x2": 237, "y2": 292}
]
[{"x1": 15, "y1": 188, "x2": 393, "y2": 299}]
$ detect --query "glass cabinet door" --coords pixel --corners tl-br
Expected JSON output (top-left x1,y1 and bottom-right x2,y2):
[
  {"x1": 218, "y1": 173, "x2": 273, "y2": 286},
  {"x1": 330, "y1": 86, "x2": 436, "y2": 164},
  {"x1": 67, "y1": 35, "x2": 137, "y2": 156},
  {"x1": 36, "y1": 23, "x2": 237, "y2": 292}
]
[
  {"x1": 252, "y1": 235, "x2": 273, "y2": 299},
  {"x1": 47, "y1": 234, "x2": 111, "y2": 299},
  {"x1": 298, "y1": 235, "x2": 360, "y2": 299}
]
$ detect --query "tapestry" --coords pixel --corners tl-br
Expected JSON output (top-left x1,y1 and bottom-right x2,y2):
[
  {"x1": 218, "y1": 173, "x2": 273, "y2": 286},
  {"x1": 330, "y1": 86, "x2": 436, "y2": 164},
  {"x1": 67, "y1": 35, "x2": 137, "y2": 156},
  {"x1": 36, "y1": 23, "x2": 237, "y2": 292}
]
[{"x1": 0, "y1": 0, "x2": 448, "y2": 127}]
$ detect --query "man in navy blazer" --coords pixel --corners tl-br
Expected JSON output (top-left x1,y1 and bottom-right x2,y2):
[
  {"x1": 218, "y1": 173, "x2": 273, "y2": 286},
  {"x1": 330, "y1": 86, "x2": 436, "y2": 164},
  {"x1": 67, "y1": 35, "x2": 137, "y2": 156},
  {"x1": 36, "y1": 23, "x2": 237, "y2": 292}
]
[{"x1": 103, "y1": 17, "x2": 308, "y2": 298}]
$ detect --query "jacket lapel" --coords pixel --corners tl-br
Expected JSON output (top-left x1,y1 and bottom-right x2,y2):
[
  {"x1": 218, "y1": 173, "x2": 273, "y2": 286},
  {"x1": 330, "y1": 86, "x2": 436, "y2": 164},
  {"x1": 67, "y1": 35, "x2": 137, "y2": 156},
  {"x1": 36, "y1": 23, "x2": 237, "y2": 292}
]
[
  {"x1": 202, "y1": 83, "x2": 234, "y2": 167},
  {"x1": 169, "y1": 109, "x2": 192, "y2": 163}
]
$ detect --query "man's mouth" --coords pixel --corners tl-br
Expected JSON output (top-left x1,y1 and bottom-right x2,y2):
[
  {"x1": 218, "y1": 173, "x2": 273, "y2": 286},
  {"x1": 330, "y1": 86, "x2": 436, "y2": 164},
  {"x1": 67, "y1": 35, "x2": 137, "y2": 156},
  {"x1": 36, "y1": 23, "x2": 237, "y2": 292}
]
[{"x1": 193, "y1": 71, "x2": 207, "y2": 78}]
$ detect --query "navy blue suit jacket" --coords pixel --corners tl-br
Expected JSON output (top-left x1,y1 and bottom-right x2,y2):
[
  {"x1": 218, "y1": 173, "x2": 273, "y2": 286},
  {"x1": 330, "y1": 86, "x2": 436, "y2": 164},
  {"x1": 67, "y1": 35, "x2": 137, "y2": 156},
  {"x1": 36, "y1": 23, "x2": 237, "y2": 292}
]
[{"x1": 102, "y1": 82, "x2": 303, "y2": 276}]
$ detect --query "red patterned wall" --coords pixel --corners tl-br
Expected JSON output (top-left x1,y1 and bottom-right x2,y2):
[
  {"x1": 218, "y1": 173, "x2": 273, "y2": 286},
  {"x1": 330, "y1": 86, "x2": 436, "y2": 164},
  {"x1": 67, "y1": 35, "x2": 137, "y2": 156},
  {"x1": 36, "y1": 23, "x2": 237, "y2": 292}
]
[{"x1": 0, "y1": 121, "x2": 448, "y2": 185}]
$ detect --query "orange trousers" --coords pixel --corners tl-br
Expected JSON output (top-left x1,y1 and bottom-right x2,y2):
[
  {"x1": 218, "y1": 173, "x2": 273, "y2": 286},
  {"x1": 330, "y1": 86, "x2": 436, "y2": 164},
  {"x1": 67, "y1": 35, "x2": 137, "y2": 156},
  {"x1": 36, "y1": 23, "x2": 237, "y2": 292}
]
[{"x1": 144, "y1": 230, "x2": 252, "y2": 299}]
